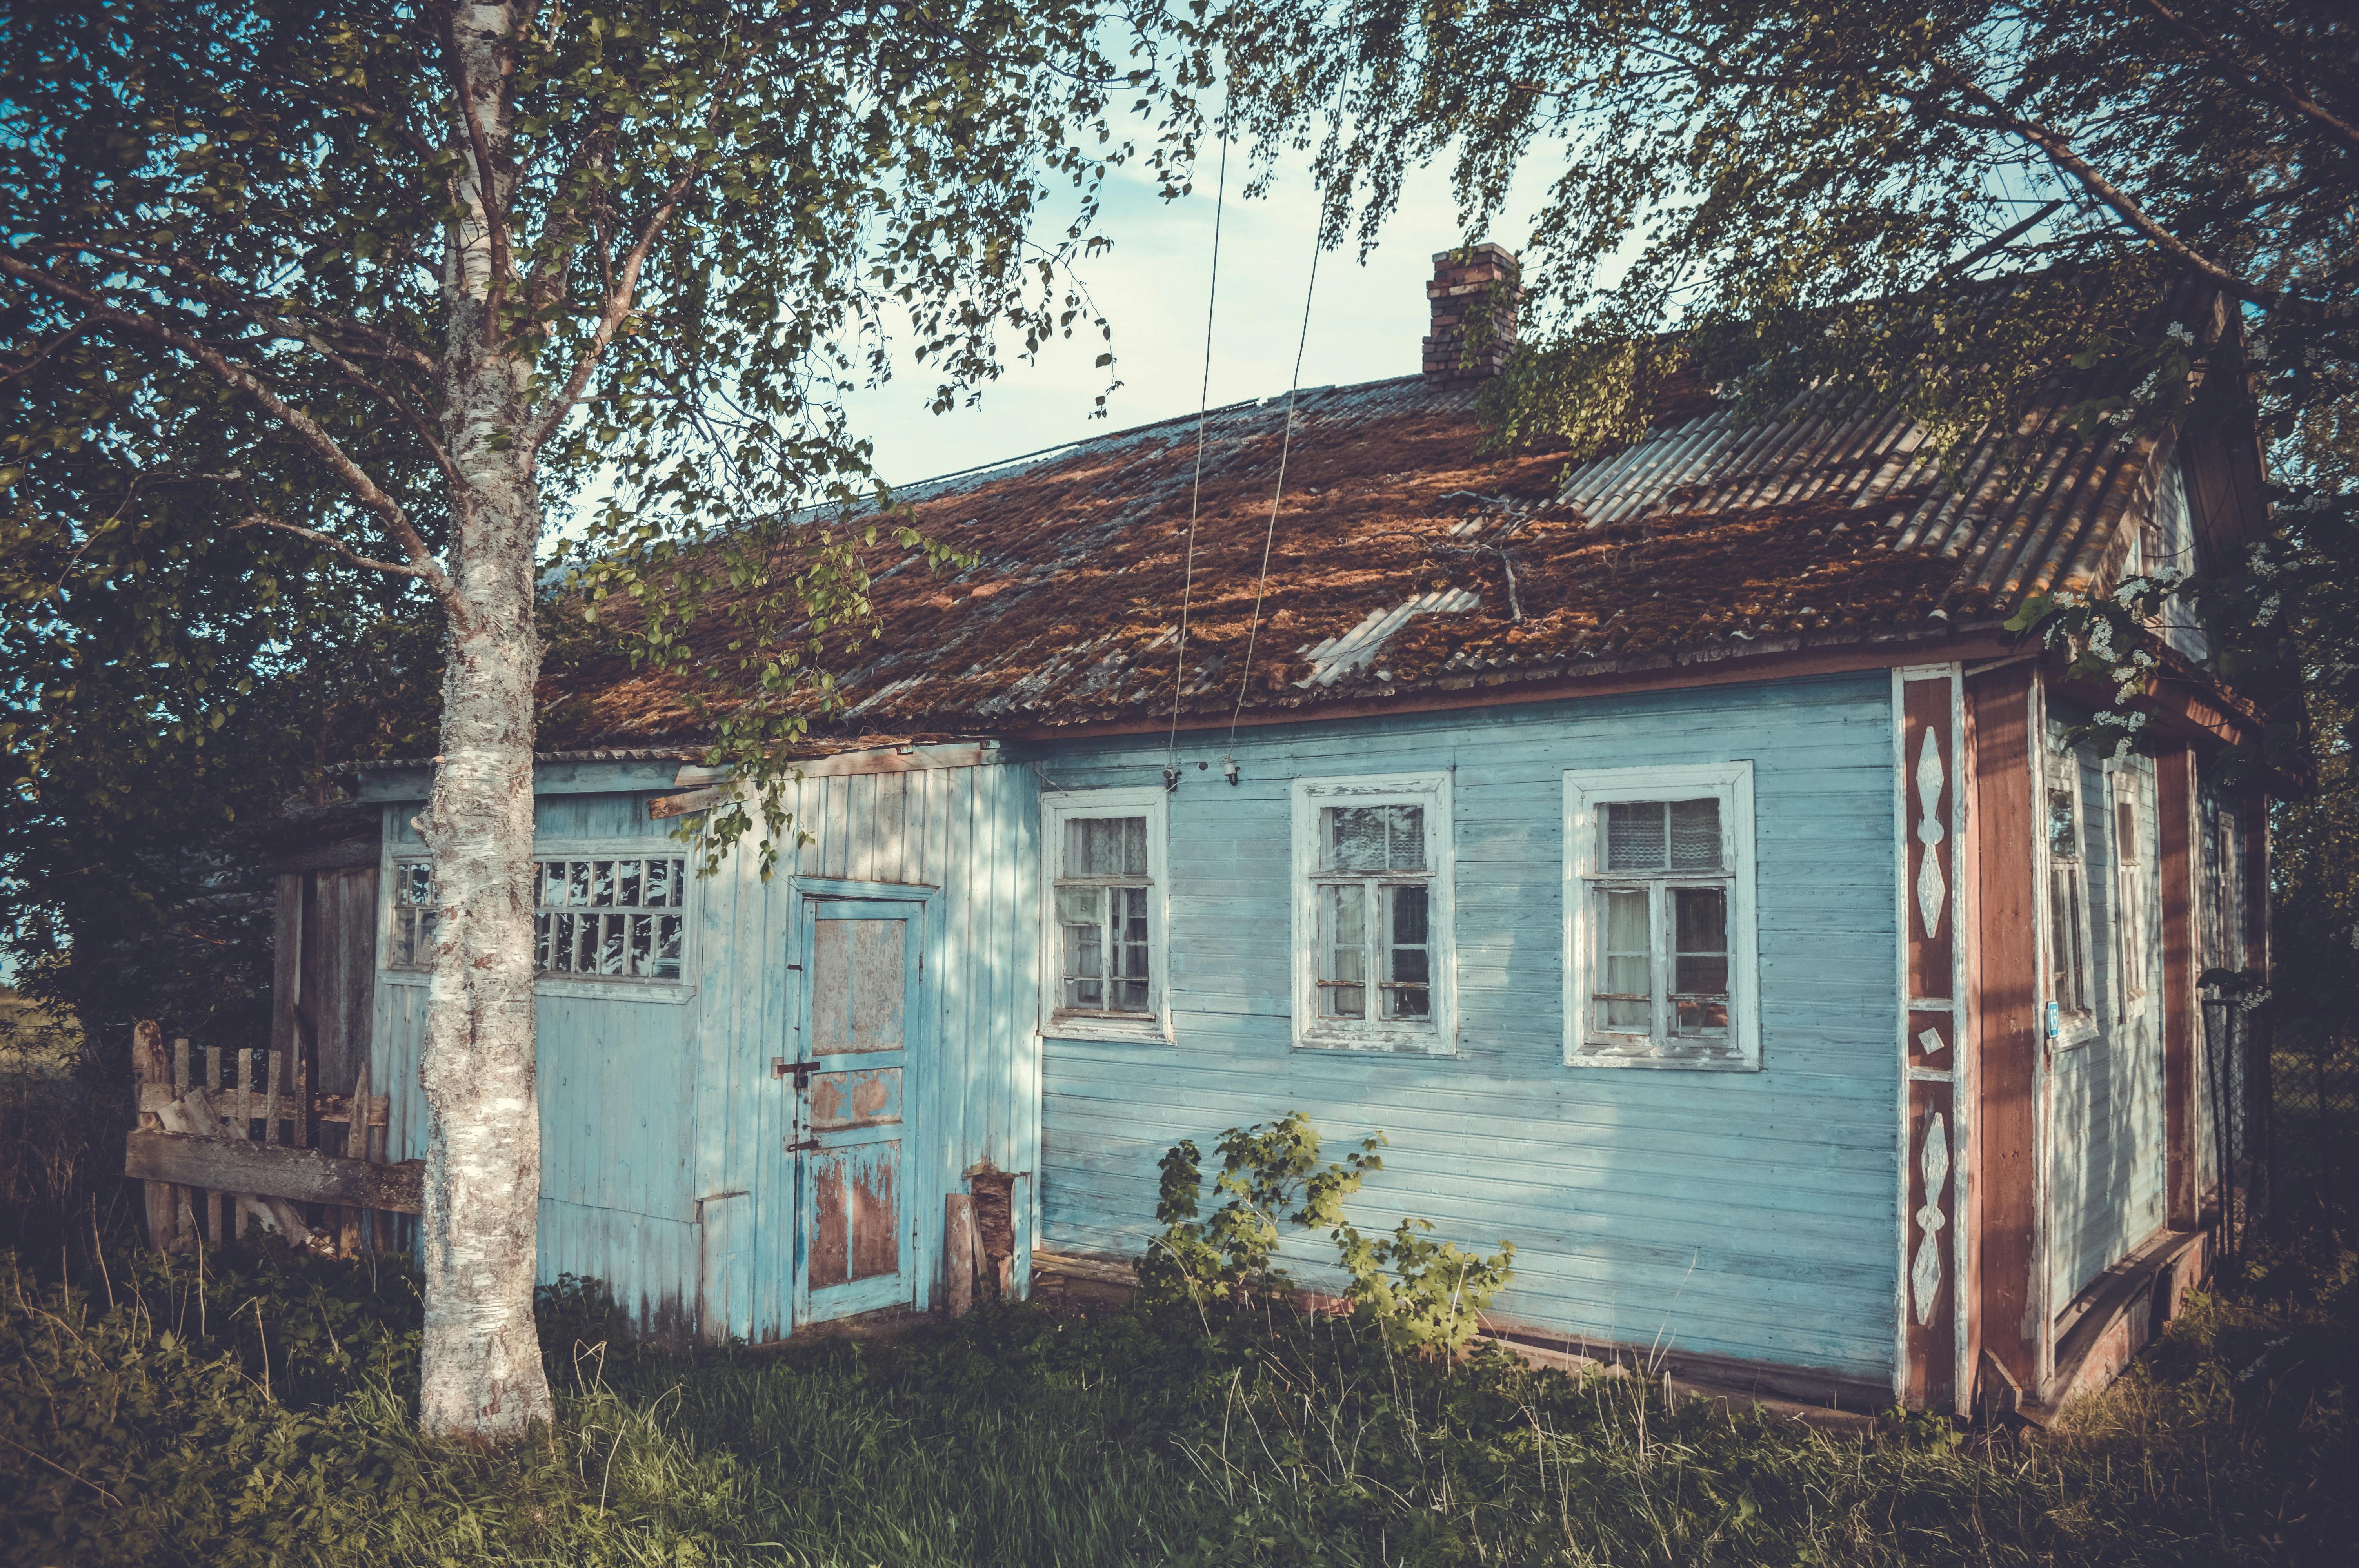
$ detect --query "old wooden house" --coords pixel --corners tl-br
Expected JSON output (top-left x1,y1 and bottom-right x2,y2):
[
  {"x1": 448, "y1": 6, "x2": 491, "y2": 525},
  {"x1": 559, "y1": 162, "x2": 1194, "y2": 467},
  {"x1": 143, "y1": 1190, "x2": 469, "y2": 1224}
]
[{"x1": 272, "y1": 252, "x2": 2270, "y2": 1417}]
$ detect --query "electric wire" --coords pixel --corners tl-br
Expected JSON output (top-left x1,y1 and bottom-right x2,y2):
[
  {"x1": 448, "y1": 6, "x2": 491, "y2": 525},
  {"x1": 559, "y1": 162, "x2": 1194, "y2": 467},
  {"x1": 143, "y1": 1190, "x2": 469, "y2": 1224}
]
[
  {"x1": 1162, "y1": 120, "x2": 1230, "y2": 777},
  {"x1": 1224, "y1": 203, "x2": 1329, "y2": 751},
  {"x1": 1225, "y1": 81, "x2": 1348, "y2": 757}
]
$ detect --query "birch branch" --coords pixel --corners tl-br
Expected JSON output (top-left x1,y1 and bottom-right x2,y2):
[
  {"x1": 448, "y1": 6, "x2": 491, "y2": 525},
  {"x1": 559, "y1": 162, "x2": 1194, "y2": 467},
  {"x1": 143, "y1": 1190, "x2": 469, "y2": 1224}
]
[{"x1": 0, "y1": 251, "x2": 463, "y2": 615}]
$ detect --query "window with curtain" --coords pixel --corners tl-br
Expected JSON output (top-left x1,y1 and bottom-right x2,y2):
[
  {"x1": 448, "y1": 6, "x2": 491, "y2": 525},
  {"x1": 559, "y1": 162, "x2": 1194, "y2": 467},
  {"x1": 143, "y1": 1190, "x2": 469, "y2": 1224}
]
[
  {"x1": 2112, "y1": 769, "x2": 2151, "y2": 1019},
  {"x1": 1292, "y1": 773, "x2": 1455, "y2": 1052},
  {"x1": 1564, "y1": 763, "x2": 1759, "y2": 1069},
  {"x1": 1039, "y1": 787, "x2": 1168, "y2": 1042},
  {"x1": 2046, "y1": 752, "x2": 2099, "y2": 1045}
]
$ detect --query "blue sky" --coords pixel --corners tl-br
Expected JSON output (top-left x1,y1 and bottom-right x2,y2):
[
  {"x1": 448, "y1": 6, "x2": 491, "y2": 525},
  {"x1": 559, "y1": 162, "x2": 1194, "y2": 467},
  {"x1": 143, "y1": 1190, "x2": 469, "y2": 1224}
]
[{"x1": 832, "y1": 138, "x2": 1566, "y2": 488}]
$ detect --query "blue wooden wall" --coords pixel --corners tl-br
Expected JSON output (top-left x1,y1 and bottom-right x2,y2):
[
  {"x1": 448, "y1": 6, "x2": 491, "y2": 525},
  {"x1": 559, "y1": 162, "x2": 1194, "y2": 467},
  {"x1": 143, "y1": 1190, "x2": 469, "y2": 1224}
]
[
  {"x1": 367, "y1": 760, "x2": 1042, "y2": 1343},
  {"x1": 1021, "y1": 672, "x2": 1903, "y2": 1387}
]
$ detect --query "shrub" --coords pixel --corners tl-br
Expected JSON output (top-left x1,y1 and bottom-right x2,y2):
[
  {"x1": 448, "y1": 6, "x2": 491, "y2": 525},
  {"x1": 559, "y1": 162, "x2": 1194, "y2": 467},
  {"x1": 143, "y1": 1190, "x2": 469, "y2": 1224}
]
[{"x1": 1141, "y1": 1111, "x2": 1514, "y2": 1355}]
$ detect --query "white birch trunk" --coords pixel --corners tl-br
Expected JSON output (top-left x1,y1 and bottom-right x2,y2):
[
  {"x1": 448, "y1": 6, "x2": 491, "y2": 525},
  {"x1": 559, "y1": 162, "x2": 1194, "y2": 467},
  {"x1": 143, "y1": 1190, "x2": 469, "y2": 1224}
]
[{"x1": 415, "y1": 0, "x2": 555, "y2": 1442}]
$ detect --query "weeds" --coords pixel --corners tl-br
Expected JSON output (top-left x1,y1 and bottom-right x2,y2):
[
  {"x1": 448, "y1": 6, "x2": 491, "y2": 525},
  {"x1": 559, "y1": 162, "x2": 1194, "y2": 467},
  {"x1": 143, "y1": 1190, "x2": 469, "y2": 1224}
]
[{"x1": 0, "y1": 1232, "x2": 2351, "y2": 1565}]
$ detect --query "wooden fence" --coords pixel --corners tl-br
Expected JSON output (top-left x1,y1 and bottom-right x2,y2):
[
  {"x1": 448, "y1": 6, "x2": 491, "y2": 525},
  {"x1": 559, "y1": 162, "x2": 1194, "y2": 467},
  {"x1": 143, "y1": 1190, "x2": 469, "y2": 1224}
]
[{"x1": 125, "y1": 1019, "x2": 420, "y2": 1254}]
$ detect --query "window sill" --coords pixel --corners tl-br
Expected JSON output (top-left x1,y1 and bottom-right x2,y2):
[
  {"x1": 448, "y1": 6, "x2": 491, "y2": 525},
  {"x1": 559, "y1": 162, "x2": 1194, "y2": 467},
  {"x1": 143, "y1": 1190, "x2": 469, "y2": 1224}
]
[
  {"x1": 1041, "y1": 1015, "x2": 1170, "y2": 1046},
  {"x1": 378, "y1": 971, "x2": 697, "y2": 1007},
  {"x1": 1568, "y1": 1037, "x2": 1759, "y2": 1071},
  {"x1": 2053, "y1": 1014, "x2": 2101, "y2": 1050},
  {"x1": 1293, "y1": 1028, "x2": 1455, "y2": 1057}
]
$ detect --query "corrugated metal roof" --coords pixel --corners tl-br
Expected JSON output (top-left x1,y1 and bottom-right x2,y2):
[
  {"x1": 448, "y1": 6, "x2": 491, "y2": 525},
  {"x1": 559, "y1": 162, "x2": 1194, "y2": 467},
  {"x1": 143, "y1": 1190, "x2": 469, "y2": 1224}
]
[
  {"x1": 320, "y1": 745, "x2": 701, "y2": 777},
  {"x1": 540, "y1": 287, "x2": 2218, "y2": 742}
]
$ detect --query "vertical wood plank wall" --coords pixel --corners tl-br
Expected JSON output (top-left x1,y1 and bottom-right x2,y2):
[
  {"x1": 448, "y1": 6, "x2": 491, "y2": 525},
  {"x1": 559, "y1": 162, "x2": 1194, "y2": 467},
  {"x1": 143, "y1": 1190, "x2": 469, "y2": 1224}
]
[
  {"x1": 367, "y1": 762, "x2": 1042, "y2": 1343},
  {"x1": 1028, "y1": 673, "x2": 1902, "y2": 1390},
  {"x1": 2156, "y1": 748, "x2": 2200, "y2": 1229},
  {"x1": 1968, "y1": 663, "x2": 2041, "y2": 1407}
]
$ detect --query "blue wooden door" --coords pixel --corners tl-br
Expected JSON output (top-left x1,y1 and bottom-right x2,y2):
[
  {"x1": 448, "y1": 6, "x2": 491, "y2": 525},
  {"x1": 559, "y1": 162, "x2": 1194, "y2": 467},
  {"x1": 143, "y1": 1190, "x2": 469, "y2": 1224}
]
[{"x1": 792, "y1": 898, "x2": 922, "y2": 1324}]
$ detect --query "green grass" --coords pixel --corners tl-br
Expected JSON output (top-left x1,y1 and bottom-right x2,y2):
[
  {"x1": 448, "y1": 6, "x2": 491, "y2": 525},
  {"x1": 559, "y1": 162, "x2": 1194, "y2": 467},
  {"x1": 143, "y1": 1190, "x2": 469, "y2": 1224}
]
[{"x1": 2, "y1": 1238, "x2": 2352, "y2": 1567}]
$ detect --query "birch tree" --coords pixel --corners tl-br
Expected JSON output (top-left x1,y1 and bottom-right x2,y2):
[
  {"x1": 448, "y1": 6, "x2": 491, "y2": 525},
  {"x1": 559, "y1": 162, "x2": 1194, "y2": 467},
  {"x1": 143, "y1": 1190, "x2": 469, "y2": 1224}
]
[{"x1": 1, "y1": 0, "x2": 1193, "y2": 1442}]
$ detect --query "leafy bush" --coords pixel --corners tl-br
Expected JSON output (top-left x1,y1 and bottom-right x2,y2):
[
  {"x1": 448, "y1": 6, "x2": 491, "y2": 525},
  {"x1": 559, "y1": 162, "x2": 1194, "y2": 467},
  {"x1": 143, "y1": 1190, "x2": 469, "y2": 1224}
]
[
  {"x1": 1140, "y1": 1111, "x2": 1384, "y2": 1310},
  {"x1": 1333, "y1": 1215, "x2": 1515, "y2": 1356},
  {"x1": 1142, "y1": 1111, "x2": 1513, "y2": 1356}
]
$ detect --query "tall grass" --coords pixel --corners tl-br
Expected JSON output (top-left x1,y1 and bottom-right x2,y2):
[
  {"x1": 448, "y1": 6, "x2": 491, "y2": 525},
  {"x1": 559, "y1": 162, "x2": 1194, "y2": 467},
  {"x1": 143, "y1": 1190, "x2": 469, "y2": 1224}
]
[{"x1": 4, "y1": 1237, "x2": 2349, "y2": 1567}]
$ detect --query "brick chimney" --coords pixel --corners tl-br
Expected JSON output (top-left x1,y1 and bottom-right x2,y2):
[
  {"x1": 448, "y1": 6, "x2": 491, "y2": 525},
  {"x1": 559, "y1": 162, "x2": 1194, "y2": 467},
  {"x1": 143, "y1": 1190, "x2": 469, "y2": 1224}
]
[{"x1": 1422, "y1": 243, "x2": 1521, "y2": 382}]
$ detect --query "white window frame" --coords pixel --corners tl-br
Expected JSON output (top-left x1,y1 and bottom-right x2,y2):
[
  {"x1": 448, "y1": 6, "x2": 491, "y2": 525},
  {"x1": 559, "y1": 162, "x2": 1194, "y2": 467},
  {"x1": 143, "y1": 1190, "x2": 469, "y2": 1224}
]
[
  {"x1": 2042, "y1": 740, "x2": 2102, "y2": 1049},
  {"x1": 1290, "y1": 771, "x2": 1456, "y2": 1054},
  {"x1": 1038, "y1": 787, "x2": 1170, "y2": 1045},
  {"x1": 1563, "y1": 762, "x2": 1760, "y2": 1071},
  {"x1": 379, "y1": 838, "x2": 699, "y2": 1004},
  {"x1": 2108, "y1": 765, "x2": 2152, "y2": 1023}
]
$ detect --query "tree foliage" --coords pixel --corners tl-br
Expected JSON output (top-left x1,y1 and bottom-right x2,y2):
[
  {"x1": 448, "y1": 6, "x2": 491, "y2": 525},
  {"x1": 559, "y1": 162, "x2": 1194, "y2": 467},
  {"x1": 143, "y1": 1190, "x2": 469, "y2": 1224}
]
[
  {"x1": 1217, "y1": 0, "x2": 2357, "y2": 773},
  {"x1": 2, "y1": 0, "x2": 1205, "y2": 1439}
]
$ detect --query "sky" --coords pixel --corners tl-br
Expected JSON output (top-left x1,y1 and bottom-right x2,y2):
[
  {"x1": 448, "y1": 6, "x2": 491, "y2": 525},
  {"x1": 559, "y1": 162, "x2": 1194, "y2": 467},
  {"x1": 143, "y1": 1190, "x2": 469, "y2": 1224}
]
[{"x1": 829, "y1": 140, "x2": 1566, "y2": 490}]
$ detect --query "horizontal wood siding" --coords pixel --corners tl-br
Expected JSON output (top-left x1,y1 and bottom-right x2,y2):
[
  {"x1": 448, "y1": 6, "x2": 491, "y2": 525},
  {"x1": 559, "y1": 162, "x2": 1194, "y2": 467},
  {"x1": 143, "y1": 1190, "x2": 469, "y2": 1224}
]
[{"x1": 1025, "y1": 673, "x2": 1901, "y2": 1383}]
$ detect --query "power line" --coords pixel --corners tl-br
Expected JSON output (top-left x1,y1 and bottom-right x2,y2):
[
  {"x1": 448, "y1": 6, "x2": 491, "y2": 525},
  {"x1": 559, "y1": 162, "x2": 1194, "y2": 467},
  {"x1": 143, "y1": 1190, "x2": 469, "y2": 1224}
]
[
  {"x1": 1162, "y1": 119, "x2": 1229, "y2": 788},
  {"x1": 1225, "y1": 81, "x2": 1348, "y2": 767}
]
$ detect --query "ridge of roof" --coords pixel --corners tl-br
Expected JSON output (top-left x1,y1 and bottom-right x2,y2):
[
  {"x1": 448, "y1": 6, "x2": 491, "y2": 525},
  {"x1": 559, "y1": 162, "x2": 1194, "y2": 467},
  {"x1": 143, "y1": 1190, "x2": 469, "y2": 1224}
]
[{"x1": 534, "y1": 279, "x2": 2241, "y2": 746}]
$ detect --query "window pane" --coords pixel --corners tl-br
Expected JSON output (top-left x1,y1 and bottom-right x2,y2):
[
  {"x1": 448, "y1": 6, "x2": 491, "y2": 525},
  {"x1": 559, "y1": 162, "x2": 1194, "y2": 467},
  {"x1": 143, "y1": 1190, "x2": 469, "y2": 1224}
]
[
  {"x1": 598, "y1": 913, "x2": 626, "y2": 975},
  {"x1": 644, "y1": 858, "x2": 670, "y2": 909},
  {"x1": 400, "y1": 862, "x2": 433, "y2": 906},
  {"x1": 1597, "y1": 887, "x2": 1652, "y2": 1032},
  {"x1": 540, "y1": 861, "x2": 565, "y2": 906},
  {"x1": 2066, "y1": 869, "x2": 2088, "y2": 1011},
  {"x1": 593, "y1": 861, "x2": 616, "y2": 908},
  {"x1": 1675, "y1": 997, "x2": 1731, "y2": 1034},
  {"x1": 1067, "y1": 816, "x2": 1148, "y2": 876},
  {"x1": 1327, "y1": 806, "x2": 1390, "y2": 872},
  {"x1": 654, "y1": 916, "x2": 683, "y2": 979},
  {"x1": 1387, "y1": 806, "x2": 1426, "y2": 870},
  {"x1": 550, "y1": 913, "x2": 574, "y2": 973},
  {"x1": 2116, "y1": 799, "x2": 2138, "y2": 864},
  {"x1": 2048, "y1": 788, "x2": 2077, "y2": 857},
  {"x1": 1674, "y1": 885, "x2": 1726, "y2": 953},
  {"x1": 619, "y1": 861, "x2": 642, "y2": 908},
  {"x1": 1668, "y1": 799, "x2": 1723, "y2": 871},
  {"x1": 1604, "y1": 802, "x2": 1668, "y2": 871},
  {"x1": 1674, "y1": 953, "x2": 1730, "y2": 993},
  {"x1": 1321, "y1": 883, "x2": 1366, "y2": 1017},
  {"x1": 569, "y1": 861, "x2": 592, "y2": 908},
  {"x1": 629, "y1": 913, "x2": 652, "y2": 976},
  {"x1": 1384, "y1": 884, "x2": 1431, "y2": 1021},
  {"x1": 1390, "y1": 882, "x2": 1428, "y2": 946},
  {"x1": 534, "y1": 913, "x2": 551, "y2": 972},
  {"x1": 1114, "y1": 886, "x2": 1151, "y2": 1013},
  {"x1": 1061, "y1": 886, "x2": 1105, "y2": 1009},
  {"x1": 2048, "y1": 871, "x2": 2071, "y2": 1000}
]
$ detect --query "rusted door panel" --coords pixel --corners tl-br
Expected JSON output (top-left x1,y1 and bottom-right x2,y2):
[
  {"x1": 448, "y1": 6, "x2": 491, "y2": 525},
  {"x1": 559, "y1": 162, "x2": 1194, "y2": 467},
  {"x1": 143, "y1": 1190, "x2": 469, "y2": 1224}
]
[
  {"x1": 809, "y1": 1067, "x2": 903, "y2": 1131},
  {"x1": 794, "y1": 898, "x2": 919, "y2": 1323}
]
